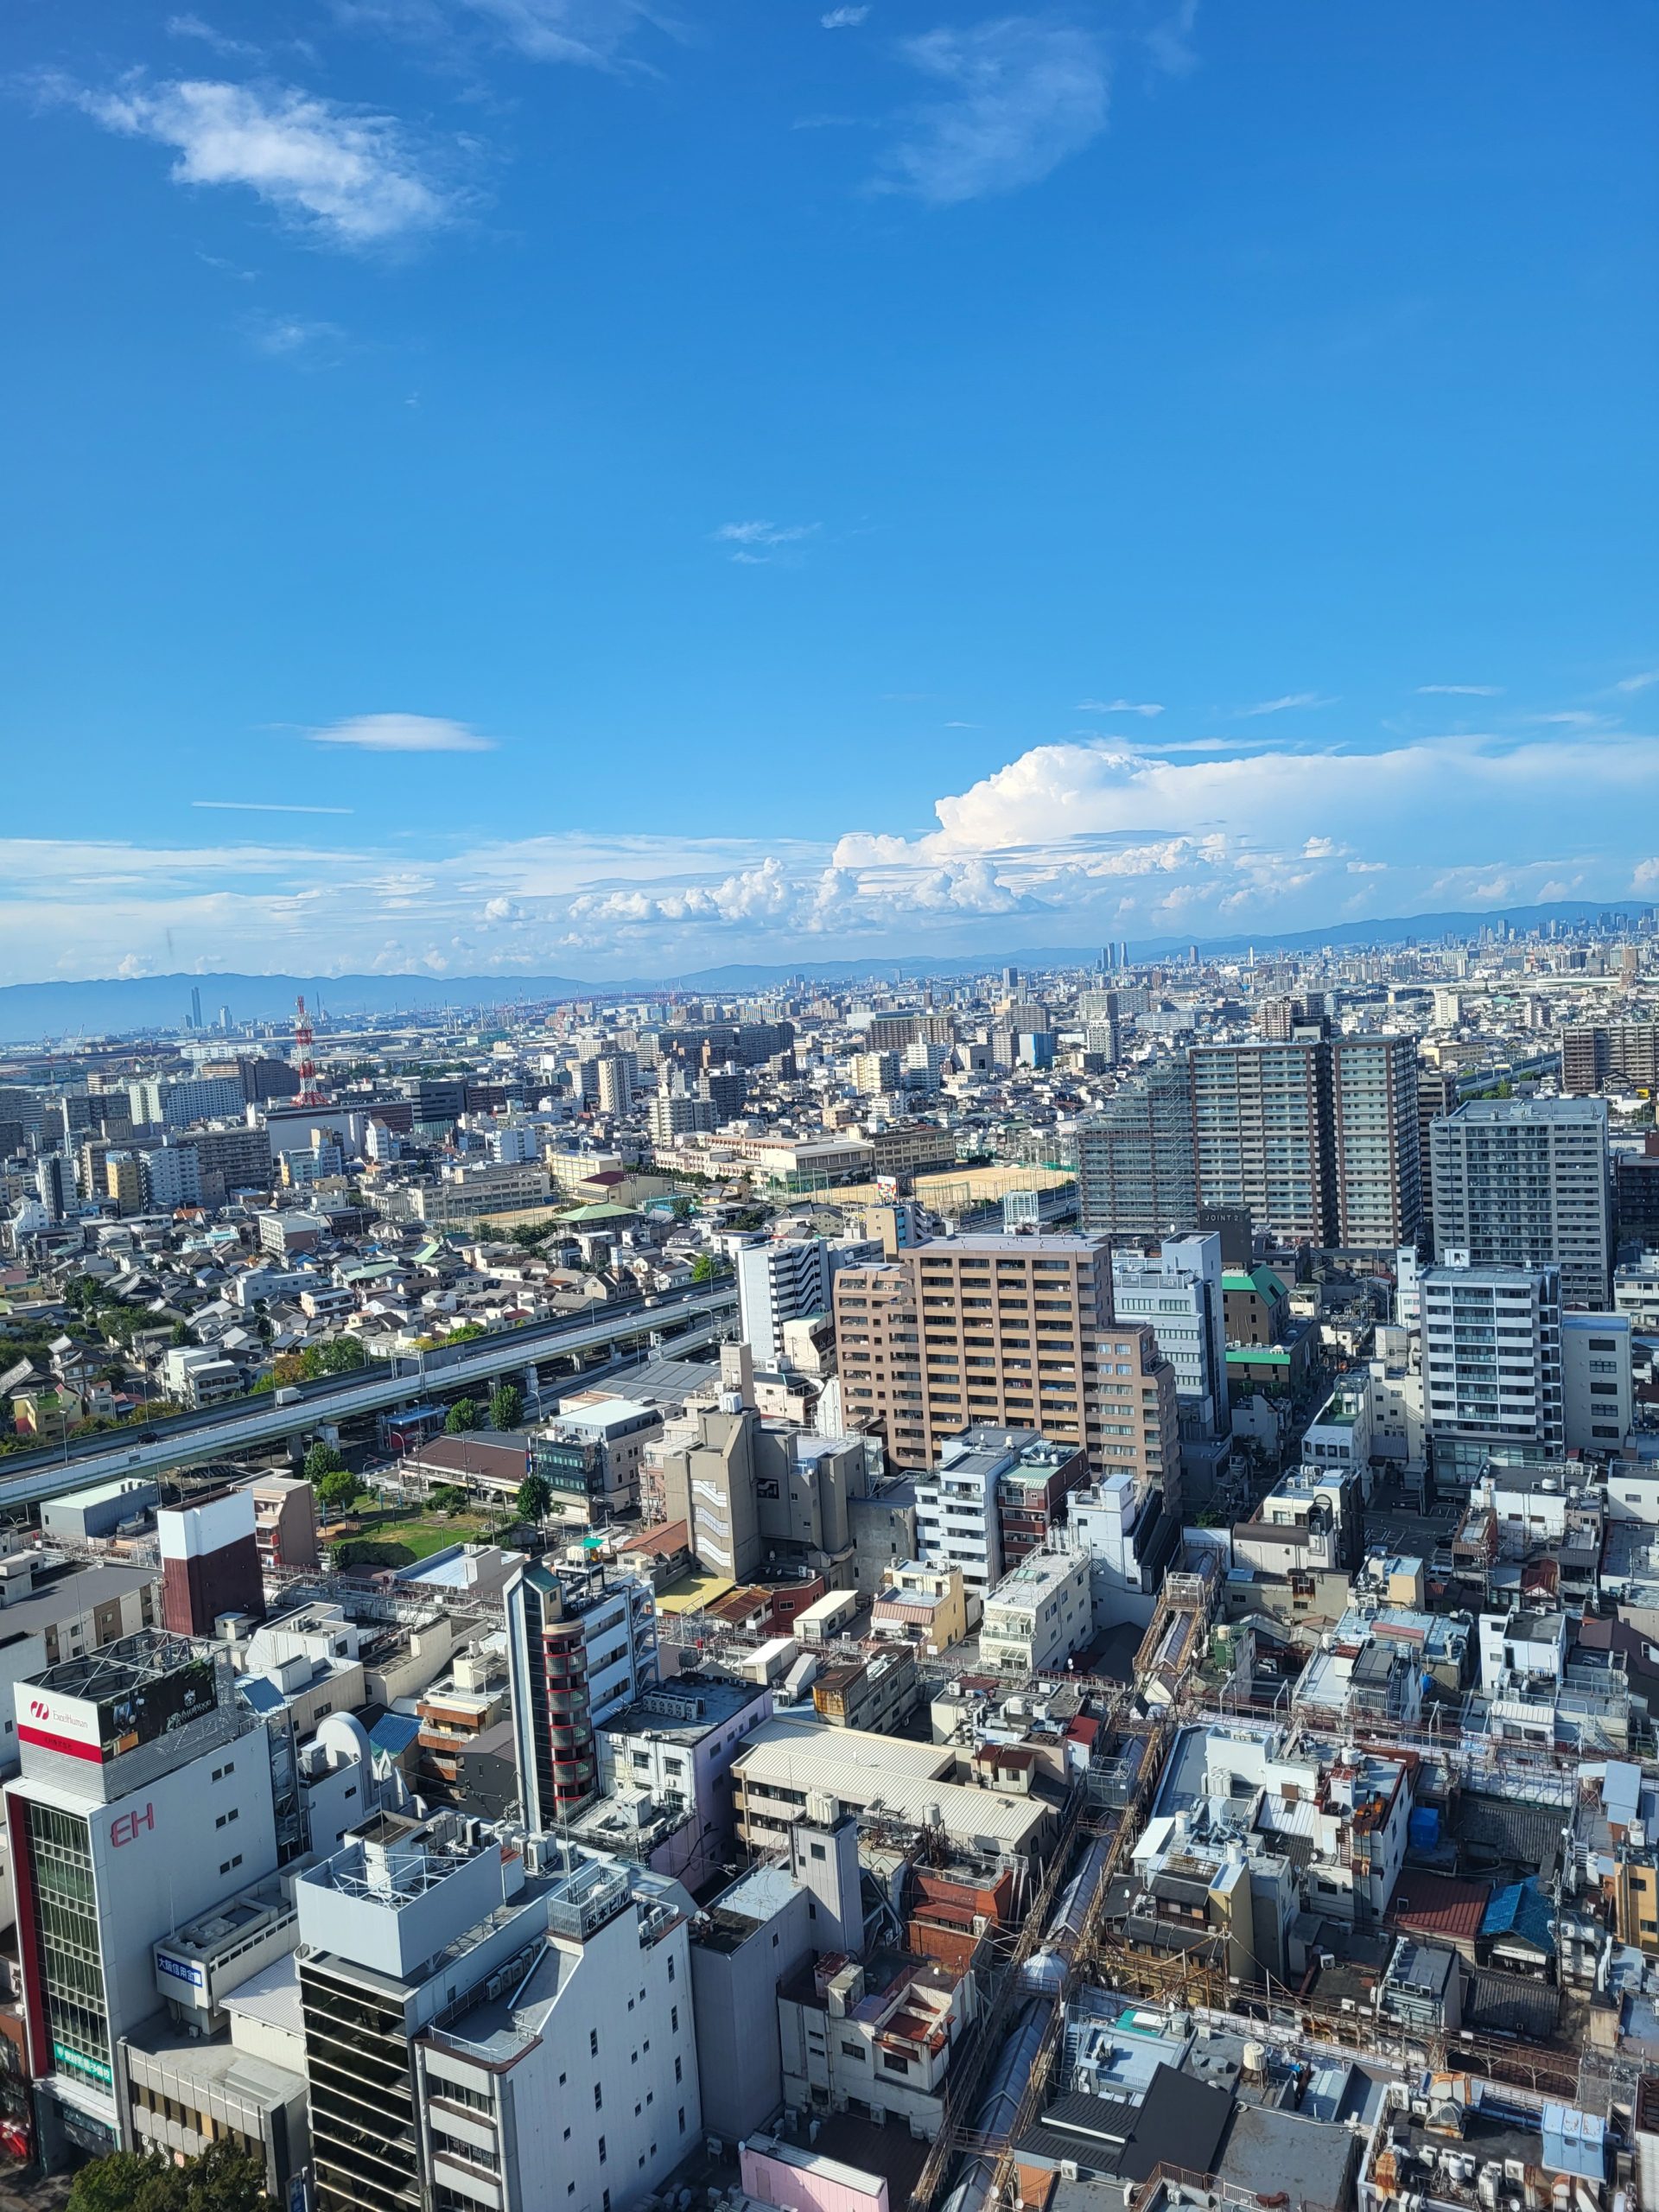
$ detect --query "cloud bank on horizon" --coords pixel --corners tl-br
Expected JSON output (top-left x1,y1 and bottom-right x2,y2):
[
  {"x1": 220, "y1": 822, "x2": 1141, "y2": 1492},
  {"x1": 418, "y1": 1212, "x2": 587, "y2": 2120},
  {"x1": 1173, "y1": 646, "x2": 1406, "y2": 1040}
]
[{"x1": 4, "y1": 719, "x2": 1658, "y2": 983}]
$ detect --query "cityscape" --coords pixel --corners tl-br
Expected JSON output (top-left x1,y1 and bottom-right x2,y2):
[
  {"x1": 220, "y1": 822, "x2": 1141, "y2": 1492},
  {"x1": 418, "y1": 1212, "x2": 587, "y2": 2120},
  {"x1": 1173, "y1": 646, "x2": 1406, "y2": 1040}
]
[
  {"x1": 4, "y1": 2, "x2": 1657, "y2": 2211},
  {"x1": 2, "y1": 930, "x2": 1659, "y2": 2212}
]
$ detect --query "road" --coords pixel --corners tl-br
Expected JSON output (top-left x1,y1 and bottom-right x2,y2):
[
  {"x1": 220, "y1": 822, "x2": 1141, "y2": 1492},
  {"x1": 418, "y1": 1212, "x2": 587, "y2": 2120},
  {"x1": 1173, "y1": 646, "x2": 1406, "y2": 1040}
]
[{"x1": 0, "y1": 1282, "x2": 737, "y2": 1511}]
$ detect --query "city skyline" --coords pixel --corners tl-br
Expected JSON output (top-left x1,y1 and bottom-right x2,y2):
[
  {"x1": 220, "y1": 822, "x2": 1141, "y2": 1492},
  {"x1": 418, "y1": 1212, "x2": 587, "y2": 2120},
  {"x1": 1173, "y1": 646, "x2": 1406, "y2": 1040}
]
[{"x1": 4, "y1": 1, "x2": 1654, "y2": 984}]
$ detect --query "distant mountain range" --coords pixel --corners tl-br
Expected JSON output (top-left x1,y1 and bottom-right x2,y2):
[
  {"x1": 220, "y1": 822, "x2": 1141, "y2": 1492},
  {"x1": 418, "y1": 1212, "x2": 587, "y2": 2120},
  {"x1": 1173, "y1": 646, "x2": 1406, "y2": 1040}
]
[{"x1": 0, "y1": 898, "x2": 1649, "y2": 1041}]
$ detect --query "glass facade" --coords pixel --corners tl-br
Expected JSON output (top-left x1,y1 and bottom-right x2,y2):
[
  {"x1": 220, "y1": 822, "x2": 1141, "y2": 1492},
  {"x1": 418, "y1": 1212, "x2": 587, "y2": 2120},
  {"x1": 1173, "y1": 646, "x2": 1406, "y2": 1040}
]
[
  {"x1": 21, "y1": 1802, "x2": 111, "y2": 2091},
  {"x1": 301, "y1": 1957, "x2": 421, "y2": 2212}
]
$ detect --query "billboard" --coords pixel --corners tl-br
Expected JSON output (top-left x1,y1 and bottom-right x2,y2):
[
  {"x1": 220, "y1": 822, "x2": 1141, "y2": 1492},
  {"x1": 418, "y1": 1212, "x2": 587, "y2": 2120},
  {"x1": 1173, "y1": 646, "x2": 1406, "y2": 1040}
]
[{"x1": 17, "y1": 1658, "x2": 219, "y2": 1766}]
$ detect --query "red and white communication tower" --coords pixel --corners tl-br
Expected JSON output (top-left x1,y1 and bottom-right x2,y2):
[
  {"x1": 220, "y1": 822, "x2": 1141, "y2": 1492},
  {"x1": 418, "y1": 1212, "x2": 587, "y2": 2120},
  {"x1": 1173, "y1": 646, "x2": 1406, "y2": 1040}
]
[{"x1": 292, "y1": 995, "x2": 328, "y2": 1108}]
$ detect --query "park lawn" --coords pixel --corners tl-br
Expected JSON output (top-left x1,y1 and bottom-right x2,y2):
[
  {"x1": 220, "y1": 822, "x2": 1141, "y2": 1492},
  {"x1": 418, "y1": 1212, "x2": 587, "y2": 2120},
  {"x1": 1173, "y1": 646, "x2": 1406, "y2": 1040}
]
[{"x1": 327, "y1": 1502, "x2": 506, "y2": 1568}]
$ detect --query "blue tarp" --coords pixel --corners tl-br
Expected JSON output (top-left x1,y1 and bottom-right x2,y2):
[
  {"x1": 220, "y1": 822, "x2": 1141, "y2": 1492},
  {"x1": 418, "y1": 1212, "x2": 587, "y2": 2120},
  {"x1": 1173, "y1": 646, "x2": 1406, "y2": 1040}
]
[{"x1": 1481, "y1": 1876, "x2": 1556, "y2": 1955}]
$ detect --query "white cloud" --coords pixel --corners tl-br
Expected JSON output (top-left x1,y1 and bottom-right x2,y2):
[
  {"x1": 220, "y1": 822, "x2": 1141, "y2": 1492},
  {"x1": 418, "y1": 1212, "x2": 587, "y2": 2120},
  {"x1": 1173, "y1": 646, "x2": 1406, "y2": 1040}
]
[
  {"x1": 308, "y1": 713, "x2": 497, "y2": 752},
  {"x1": 166, "y1": 15, "x2": 264, "y2": 60},
  {"x1": 1417, "y1": 683, "x2": 1502, "y2": 696},
  {"x1": 822, "y1": 4, "x2": 870, "y2": 23},
  {"x1": 6, "y1": 728, "x2": 1659, "y2": 985},
  {"x1": 49, "y1": 75, "x2": 456, "y2": 248},
  {"x1": 1144, "y1": 0, "x2": 1198, "y2": 77},
  {"x1": 459, "y1": 0, "x2": 660, "y2": 67},
  {"x1": 711, "y1": 519, "x2": 820, "y2": 564},
  {"x1": 194, "y1": 799, "x2": 355, "y2": 814},
  {"x1": 880, "y1": 18, "x2": 1109, "y2": 206},
  {"x1": 244, "y1": 312, "x2": 347, "y2": 362},
  {"x1": 1241, "y1": 690, "x2": 1335, "y2": 715},
  {"x1": 1077, "y1": 697, "x2": 1163, "y2": 717},
  {"x1": 1614, "y1": 671, "x2": 1659, "y2": 695}
]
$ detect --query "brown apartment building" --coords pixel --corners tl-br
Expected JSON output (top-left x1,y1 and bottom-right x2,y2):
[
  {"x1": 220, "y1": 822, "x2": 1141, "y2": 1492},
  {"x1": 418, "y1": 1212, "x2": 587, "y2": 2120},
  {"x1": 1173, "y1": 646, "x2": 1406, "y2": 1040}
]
[{"x1": 832, "y1": 1233, "x2": 1180, "y2": 1502}]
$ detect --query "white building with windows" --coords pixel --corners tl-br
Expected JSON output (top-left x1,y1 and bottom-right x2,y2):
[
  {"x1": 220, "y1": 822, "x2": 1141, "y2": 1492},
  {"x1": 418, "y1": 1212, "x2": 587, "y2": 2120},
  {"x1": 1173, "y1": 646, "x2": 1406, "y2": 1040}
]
[
  {"x1": 979, "y1": 1548, "x2": 1091, "y2": 1675},
  {"x1": 1109, "y1": 1233, "x2": 1227, "y2": 1439},
  {"x1": 1421, "y1": 1253, "x2": 1564, "y2": 1487},
  {"x1": 1562, "y1": 1312, "x2": 1633, "y2": 1456}
]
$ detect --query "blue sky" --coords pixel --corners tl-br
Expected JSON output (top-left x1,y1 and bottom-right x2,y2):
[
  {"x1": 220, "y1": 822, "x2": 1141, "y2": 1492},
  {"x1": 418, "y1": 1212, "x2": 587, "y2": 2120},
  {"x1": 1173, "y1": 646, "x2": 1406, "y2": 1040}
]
[{"x1": 3, "y1": 0, "x2": 1656, "y2": 982}]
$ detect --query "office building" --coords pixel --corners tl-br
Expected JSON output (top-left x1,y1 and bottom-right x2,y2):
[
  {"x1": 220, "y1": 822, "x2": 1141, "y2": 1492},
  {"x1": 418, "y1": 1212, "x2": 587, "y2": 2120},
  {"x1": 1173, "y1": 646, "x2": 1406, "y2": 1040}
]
[
  {"x1": 504, "y1": 1559, "x2": 659, "y2": 1823},
  {"x1": 4, "y1": 1634, "x2": 279, "y2": 2161},
  {"x1": 1562, "y1": 1022, "x2": 1659, "y2": 1096},
  {"x1": 1428, "y1": 1096, "x2": 1611, "y2": 1307},
  {"x1": 656, "y1": 1401, "x2": 868, "y2": 1586},
  {"x1": 296, "y1": 1816, "x2": 700, "y2": 2212},
  {"x1": 1421, "y1": 1255, "x2": 1564, "y2": 1486},
  {"x1": 834, "y1": 1236, "x2": 1179, "y2": 1489},
  {"x1": 1075, "y1": 1061, "x2": 1198, "y2": 1237}
]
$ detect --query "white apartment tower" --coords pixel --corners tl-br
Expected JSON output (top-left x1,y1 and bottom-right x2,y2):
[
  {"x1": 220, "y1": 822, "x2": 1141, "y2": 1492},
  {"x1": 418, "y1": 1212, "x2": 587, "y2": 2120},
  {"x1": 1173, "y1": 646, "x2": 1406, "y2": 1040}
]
[
  {"x1": 1429, "y1": 1096, "x2": 1611, "y2": 1309},
  {"x1": 1421, "y1": 1253, "x2": 1564, "y2": 1488}
]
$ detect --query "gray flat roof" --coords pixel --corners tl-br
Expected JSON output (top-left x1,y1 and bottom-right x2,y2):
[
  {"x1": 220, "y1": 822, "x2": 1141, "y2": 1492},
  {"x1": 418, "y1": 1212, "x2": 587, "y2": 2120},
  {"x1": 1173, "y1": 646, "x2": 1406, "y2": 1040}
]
[{"x1": 0, "y1": 1560, "x2": 157, "y2": 1642}]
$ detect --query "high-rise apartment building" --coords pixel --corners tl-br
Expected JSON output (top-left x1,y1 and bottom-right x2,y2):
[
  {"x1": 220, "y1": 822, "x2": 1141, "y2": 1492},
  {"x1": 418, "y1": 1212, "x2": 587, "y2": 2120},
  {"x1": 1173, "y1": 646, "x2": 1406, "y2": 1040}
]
[
  {"x1": 735, "y1": 1235, "x2": 874, "y2": 1366},
  {"x1": 1561, "y1": 1023, "x2": 1659, "y2": 1095},
  {"x1": 1331, "y1": 1036, "x2": 1421, "y2": 1249},
  {"x1": 648, "y1": 1087, "x2": 718, "y2": 1146},
  {"x1": 504, "y1": 1560, "x2": 658, "y2": 1824},
  {"x1": 1190, "y1": 1038, "x2": 1338, "y2": 1246},
  {"x1": 1076, "y1": 1061, "x2": 1198, "y2": 1237},
  {"x1": 1189, "y1": 1035, "x2": 1421, "y2": 1251},
  {"x1": 1421, "y1": 1255, "x2": 1564, "y2": 1486},
  {"x1": 1428, "y1": 1096, "x2": 1611, "y2": 1308},
  {"x1": 832, "y1": 1235, "x2": 1179, "y2": 1494}
]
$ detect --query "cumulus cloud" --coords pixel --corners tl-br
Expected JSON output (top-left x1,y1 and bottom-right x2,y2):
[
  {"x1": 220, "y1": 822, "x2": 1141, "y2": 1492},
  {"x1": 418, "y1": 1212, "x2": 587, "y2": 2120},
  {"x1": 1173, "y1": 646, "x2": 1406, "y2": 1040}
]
[
  {"x1": 822, "y1": 5, "x2": 869, "y2": 22},
  {"x1": 308, "y1": 713, "x2": 497, "y2": 752},
  {"x1": 6, "y1": 728, "x2": 1659, "y2": 984},
  {"x1": 880, "y1": 18, "x2": 1109, "y2": 206},
  {"x1": 44, "y1": 74, "x2": 456, "y2": 247}
]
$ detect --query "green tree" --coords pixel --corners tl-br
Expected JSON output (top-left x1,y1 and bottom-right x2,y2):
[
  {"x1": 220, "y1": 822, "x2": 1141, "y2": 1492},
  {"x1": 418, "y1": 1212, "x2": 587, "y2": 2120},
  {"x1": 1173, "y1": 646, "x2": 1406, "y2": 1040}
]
[
  {"x1": 304, "y1": 1440, "x2": 346, "y2": 1481},
  {"x1": 489, "y1": 1381, "x2": 523, "y2": 1430},
  {"x1": 315, "y1": 1465, "x2": 359, "y2": 1516},
  {"x1": 169, "y1": 1320, "x2": 194, "y2": 1348},
  {"x1": 69, "y1": 2139, "x2": 270, "y2": 2212},
  {"x1": 429, "y1": 1483, "x2": 471, "y2": 1514},
  {"x1": 690, "y1": 1252, "x2": 716, "y2": 1284},
  {"x1": 445, "y1": 1396, "x2": 480, "y2": 1434},
  {"x1": 517, "y1": 1471, "x2": 552, "y2": 1523}
]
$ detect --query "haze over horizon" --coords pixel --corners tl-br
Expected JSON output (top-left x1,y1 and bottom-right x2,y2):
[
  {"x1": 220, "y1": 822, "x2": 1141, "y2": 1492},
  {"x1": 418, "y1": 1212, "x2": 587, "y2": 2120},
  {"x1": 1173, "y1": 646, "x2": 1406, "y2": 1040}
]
[{"x1": 4, "y1": 1, "x2": 1655, "y2": 988}]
